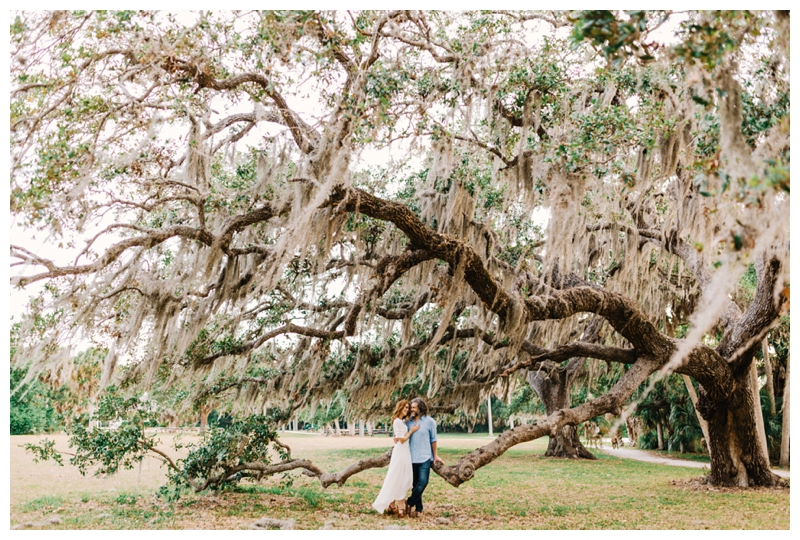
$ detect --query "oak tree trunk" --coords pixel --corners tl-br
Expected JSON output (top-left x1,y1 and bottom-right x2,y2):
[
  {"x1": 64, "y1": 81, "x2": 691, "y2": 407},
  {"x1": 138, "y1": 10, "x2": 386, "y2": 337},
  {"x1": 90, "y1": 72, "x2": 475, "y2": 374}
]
[
  {"x1": 697, "y1": 360, "x2": 779, "y2": 486},
  {"x1": 527, "y1": 359, "x2": 595, "y2": 460}
]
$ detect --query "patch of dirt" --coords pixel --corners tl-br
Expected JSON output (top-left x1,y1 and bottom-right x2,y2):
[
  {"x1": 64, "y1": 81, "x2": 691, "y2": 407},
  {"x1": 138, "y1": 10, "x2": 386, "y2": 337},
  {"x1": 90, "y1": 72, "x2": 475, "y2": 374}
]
[{"x1": 670, "y1": 477, "x2": 790, "y2": 493}]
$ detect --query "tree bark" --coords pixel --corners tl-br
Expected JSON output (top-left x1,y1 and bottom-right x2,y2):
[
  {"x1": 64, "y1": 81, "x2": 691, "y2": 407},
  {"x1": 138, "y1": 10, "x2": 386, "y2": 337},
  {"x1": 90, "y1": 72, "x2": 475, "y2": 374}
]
[
  {"x1": 198, "y1": 404, "x2": 213, "y2": 430},
  {"x1": 684, "y1": 255, "x2": 784, "y2": 486},
  {"x1": 682, "y1": 374, "x2": 711, "y2": 456},
  {"x1": 656, "y1": 421, "x2": 664, "y2": 450},
  {"x1": 762, "y1": 338, "x2": 776, "y2": 415},
  {"x1": 750, "y1": 361, "x2": 770, "y2": 464},
  {"x1": 779, "y1": 353, "x2": 789, "y2": 468},
  {"x1": 527, "y1": 358, "x2": 595, "y2": 460},
  {"x1": 697, "y1": 359, "x2": 780, "y2": 487},
  {"x1": 487, "y1": 397, "x2": 493, "y2": 437}
]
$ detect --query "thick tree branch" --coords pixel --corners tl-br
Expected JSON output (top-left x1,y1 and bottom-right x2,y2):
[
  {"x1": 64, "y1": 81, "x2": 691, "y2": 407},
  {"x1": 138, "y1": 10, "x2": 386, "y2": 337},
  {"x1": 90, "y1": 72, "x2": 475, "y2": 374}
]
[
  {"x1": 325, "y1": 185, "x2": 689, "y2": 365},
  {"x1": 324, "y1": 185, "x2": 744, "y2": 407},
  {"x1": 717, "y1": 254, "x2": 785, "y2": 370},
  {"x1": 304, "y1": 449, "x2": 393, "y2": 488},
  {"x1": 502, "y1": 341, "x2": 637, "y2": 377},
  {"x1": 192, "y1": 448, "x2": 395, "y2": 492},
  {"x1": 325, "y1": 185, "x2": 520, "y2": 322}
]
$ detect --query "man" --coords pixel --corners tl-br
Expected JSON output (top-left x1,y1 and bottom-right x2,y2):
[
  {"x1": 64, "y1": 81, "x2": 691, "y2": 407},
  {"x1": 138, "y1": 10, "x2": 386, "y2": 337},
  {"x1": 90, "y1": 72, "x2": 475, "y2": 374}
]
[{"x1": 395, "y1": 397, "x2": 443, "y2": 517}]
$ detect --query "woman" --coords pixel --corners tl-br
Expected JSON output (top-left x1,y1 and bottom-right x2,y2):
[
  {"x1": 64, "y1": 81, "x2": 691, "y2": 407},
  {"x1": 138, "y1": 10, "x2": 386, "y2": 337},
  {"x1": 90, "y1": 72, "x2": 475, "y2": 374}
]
[{"x1": 372, "y1": 399, "x2": 419, "y2": 517}]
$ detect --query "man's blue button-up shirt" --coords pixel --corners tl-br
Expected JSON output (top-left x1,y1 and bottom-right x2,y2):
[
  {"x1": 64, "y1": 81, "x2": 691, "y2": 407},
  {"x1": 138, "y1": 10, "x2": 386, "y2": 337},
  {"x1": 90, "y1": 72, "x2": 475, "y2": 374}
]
[{"x1": 406, "y1": 415, "x2": 437, "y2": 463}]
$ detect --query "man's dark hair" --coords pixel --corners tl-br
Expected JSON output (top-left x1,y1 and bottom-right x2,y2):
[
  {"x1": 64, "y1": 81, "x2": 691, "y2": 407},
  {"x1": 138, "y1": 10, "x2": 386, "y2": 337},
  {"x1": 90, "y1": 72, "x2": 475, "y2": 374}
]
[{"x1": 411, "y1": 397, "x2": 428, "y2": 416}]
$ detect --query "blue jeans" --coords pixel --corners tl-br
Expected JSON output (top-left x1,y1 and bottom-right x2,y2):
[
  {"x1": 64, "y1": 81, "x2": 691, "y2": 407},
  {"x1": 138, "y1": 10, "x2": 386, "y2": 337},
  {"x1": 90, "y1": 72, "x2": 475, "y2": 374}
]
[{"x1": 407, "y1": 460, "x2": 432, "y2": 512}]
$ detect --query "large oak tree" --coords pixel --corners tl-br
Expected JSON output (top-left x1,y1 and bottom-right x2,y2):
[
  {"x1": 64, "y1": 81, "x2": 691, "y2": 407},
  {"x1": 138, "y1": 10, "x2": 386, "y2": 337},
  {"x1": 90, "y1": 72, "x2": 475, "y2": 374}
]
[{"x1": 11, "y1": 10, "x2": 789, "y2": 488}]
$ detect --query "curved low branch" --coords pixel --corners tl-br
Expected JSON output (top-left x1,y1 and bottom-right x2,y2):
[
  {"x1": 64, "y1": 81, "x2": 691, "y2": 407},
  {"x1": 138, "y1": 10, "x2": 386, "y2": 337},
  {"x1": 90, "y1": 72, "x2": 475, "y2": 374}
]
[
  {"x1": 199, "y1": 458, "x2": 319, "y2": 491},
  {"x1": 434, "y1": 355, "x2": 662, "y2": 486},
  {"x1": 304, "y1": 448, "x2": 393, "y2": 488},
  {"x1": 147, "y1": 445, "x2": 202, "y2": 489},
  {"x1": 197, "y1": 449, "x2": 394, "y2": 491}
]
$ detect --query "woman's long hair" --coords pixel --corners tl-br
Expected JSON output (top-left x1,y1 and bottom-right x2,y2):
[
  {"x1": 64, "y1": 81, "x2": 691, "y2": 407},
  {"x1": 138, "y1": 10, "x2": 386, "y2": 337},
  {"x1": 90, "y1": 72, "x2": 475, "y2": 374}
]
[{"x1": 391, "y1": 399, "x2": 410, "y2": 422}]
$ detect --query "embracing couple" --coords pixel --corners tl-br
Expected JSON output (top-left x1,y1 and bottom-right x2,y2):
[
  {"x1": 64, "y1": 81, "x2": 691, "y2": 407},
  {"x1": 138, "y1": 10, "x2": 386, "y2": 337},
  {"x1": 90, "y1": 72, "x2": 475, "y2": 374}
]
[{"x1": 372, "y1": 397, "x2": 444, "y2": 518}]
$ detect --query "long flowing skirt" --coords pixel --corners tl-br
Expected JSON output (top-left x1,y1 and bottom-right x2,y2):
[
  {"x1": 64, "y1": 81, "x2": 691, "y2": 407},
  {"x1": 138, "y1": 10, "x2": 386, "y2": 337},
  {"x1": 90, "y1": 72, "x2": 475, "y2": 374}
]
[{"x1": 371, "y1": 441, "x2": 413, "y2": 513}]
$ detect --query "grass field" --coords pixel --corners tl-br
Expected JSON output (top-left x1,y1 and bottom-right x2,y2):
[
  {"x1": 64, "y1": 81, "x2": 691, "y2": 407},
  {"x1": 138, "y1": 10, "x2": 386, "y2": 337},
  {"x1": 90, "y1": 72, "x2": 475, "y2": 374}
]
[{"x1": 9, "y1": 432, "x2": 789, "y2": 530}]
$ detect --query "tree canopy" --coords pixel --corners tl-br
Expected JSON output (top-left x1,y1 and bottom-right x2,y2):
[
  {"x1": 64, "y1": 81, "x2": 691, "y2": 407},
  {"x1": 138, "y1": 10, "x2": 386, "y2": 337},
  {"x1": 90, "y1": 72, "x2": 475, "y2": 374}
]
[{"x1": 11, "y1": 10, "x2": 789, "y2": 489}]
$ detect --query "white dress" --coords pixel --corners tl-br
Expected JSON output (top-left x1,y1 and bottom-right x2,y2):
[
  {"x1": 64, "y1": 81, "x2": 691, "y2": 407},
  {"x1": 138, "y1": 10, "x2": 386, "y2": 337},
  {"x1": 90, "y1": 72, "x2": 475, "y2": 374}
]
[{"x1": 372, "y1": 418, "x2": 413, "y2": 513}]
